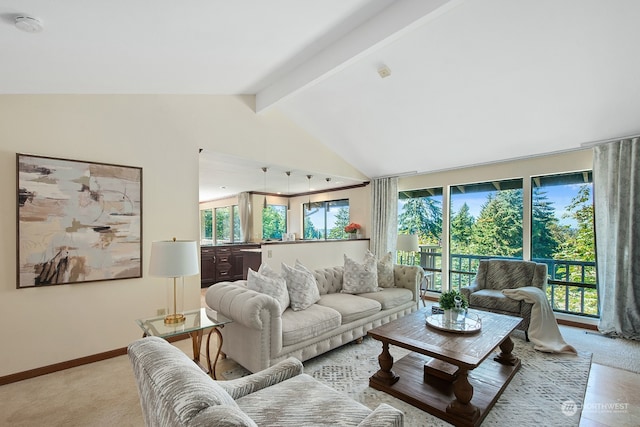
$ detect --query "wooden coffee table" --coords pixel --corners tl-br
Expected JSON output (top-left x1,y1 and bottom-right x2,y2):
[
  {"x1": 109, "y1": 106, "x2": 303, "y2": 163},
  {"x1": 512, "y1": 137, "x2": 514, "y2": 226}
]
[{"x1": 368, "y1": 308, "x2": 522, "y2": 427}]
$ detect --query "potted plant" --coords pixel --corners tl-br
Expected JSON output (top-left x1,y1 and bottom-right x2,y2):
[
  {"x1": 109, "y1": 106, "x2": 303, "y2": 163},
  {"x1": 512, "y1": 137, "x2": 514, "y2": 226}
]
[
  {"x1": 438, "y1": 289, "x2": 468, "y2": 325},
  {"x1": 344, "y1": 223, "x2": 361, "y2": 239}
]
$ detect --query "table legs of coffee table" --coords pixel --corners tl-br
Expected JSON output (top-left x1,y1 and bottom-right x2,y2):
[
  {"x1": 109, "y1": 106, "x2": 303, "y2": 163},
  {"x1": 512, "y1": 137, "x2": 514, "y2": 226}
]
[
  {"x1": 370, "y1": 342, "x2": 400, "y2": 386},
  {"x1": 446, "y1": 369, "x2": 481, "y2": 423},
  {"x1": 494, "y1": 335, "x2": 519, "y2": 366}
]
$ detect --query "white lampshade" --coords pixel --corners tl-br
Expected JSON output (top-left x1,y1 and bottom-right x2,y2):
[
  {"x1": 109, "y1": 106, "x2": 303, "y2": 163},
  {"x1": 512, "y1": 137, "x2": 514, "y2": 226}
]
[
  {"x1": 149, "y1": 240, "x2": 199, "y2": 278},
  {"x1": 397, "y1": 234, "x2": 419, "y2": 252}
]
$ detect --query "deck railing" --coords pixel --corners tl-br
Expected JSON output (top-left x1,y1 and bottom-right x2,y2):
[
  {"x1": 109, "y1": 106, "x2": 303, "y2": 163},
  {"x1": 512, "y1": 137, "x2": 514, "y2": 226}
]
[{"x1": 416, "y1": 247, "x2": 598, "y2": 317}]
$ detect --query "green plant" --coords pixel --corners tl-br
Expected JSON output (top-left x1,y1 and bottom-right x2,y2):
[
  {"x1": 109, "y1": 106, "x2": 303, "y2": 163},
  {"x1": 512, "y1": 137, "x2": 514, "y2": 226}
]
[{"x1": 439, "y1": 289, "x2": 468, "y2": 310}]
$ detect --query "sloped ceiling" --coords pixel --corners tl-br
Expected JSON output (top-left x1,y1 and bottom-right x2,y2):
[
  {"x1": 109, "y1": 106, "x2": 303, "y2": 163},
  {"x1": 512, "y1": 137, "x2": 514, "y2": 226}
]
[{"x1": 2, "y1": 0, "x2": 639, "y2": 200}]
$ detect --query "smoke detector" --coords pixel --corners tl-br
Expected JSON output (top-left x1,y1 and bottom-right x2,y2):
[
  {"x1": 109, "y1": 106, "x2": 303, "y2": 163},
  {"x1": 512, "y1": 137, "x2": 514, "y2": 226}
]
[{"x1": 15, "y1": 16, "x2": 44, "y2": 33}]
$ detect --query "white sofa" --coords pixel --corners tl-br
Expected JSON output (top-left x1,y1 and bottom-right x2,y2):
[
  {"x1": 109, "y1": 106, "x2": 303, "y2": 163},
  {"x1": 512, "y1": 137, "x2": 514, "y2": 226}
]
[{"x1": 205, "y1": 264, "x2": 423, "y2": 373}]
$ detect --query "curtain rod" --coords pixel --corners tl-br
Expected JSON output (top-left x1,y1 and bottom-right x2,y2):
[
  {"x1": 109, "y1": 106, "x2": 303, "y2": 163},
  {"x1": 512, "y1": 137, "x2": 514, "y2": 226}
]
[{"x1": 580, "y1": 133, "x2": 640, "y2": 148}]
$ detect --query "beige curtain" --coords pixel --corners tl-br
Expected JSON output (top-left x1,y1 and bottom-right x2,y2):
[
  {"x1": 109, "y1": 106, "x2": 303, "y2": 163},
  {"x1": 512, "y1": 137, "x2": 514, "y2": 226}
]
[
  {"x1": 370, "y1": 177, "x2": 398, "y2": 257},
  {"x1": 594, "y1": 138, "x2": 640, "y2": 340},
  {"x1": 238, "y1": 192, "x2": 252, "y2": 243}
]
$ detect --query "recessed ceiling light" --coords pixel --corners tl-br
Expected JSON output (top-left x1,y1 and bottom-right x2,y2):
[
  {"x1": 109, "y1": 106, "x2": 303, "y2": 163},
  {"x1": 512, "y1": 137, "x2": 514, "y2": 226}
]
[{"x1": 15, "y1": 16, "x2": 44, "y2": 33}]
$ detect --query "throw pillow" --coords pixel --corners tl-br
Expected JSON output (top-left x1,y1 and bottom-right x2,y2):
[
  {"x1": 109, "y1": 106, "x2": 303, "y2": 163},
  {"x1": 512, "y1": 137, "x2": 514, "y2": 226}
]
[
  {"x1": 342, "y1": 253, "x2": 379, "y2": 294},
  {"x1": 281, "y1": 262, "x2": 320, "y2": 311},
  {"x1": 369, "y1": 250, "x2": 395, "y2": 288},
  {"x1": 247, "y1": 268, "x2": 289, "y2": 315}
]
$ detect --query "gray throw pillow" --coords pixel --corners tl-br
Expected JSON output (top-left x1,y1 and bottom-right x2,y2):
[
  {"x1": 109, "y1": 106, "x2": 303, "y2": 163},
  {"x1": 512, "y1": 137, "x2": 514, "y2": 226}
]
[
  {"x1": 282, "y1": 262, "x2": 320, "y2": 311},
  {"x1": 370, "y1": 250, "x2": 395, "y2": 288},
  {"x1": 342, "y1": 253, "x2": 380, "y2": 294},
  {"x1": 247, "y1": 266, "x2": 289, "y2": 314}
]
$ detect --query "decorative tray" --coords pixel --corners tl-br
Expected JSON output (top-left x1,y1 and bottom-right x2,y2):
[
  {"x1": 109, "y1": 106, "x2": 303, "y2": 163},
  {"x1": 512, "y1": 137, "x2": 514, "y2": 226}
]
[{"x1": 425, "y1": 312, "x2": 482, "y2": 334}]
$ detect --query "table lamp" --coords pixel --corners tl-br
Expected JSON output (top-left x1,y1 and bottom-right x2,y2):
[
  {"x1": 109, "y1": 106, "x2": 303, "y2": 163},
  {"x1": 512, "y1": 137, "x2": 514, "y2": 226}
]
[
  {"x1": 149, "y1": 238, "x2": 199, "y2": 325},
  {"x1": 396, "y1": 234, "x2": 419, "y2": 264}
]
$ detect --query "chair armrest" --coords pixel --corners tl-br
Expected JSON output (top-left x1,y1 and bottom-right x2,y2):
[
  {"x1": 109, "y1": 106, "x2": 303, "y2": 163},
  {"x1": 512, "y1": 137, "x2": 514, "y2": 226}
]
[
  {"x1": 357, "y1": 403, "x2": 404, "y2": 427},
  {"x1": 205, "y1": 282, "x2": 282, "y2": 330},
  {"x1": 217, "y1": 357, "x2": 303, "y2": 399},
  {"x1": 460, "y1": 284, "x2": 478, "y2": 302}
]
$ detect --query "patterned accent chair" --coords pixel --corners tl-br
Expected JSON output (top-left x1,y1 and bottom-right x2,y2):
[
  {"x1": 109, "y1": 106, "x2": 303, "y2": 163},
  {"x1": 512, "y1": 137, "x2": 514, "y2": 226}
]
[
  {"x1": 460, "y1": 259, "x2": 548, "y2": 341},
  {"x1": 128, "y1": 336, "x2": 404, "y2": 427}
]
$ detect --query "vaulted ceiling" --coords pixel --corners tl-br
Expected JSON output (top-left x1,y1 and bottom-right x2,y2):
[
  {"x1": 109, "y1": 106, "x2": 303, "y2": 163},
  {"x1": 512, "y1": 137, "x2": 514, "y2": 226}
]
[{"x1": 3, "y1": 0, "x2": 640, "y2": 200}]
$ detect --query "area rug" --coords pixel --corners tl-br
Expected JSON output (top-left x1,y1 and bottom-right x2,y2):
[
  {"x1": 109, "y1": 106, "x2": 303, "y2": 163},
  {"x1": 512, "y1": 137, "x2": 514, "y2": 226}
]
[
  {"x1": 559, "y1": 325, "x2": 640, "y2": 373},
  {"x1": 224, "y1": 333, "x2": 592, "y2": 427}
]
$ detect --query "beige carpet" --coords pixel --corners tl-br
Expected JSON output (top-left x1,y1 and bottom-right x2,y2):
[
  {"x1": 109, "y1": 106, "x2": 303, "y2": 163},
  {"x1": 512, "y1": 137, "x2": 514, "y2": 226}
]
[{"x1": 0, "y1": 325, "x2": 635, "y2": 427}]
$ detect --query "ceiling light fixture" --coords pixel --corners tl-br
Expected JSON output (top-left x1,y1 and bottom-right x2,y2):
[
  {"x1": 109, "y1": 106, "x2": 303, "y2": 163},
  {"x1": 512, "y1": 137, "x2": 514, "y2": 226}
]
[
  {"x1": 262, "y1": 167, "x2": 268, "y2": 209},
  {"x1": 377, "y1": 65, "x2": 391, "y2": 79},
  {"x1": 306, "y1": 175, "x2": 312, "y2": 211},
  {"x1": 15, "y1": 16, "x2": 44, "y2": 33},
  {"x1": 286, "y1": 171, "x2": 291, "y2": 210}
]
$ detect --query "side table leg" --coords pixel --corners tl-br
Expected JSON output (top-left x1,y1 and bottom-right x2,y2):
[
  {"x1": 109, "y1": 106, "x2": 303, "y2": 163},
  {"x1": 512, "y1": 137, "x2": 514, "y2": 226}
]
[
  {"x1": 494, "y1": 335, "x2": 519, "y2": 366},
  {"x1": 370, "y1": 342, "x2": 399, "y2": 386},
  {"x1": 206, "y1": 325, "x2": 224, "y2": 380},
  {"x1": 189, "y1": 330, "x2": 204, "y2": 363},
  {"x1": 446, "y1": 369, "x2": 480, "y2": 423}
]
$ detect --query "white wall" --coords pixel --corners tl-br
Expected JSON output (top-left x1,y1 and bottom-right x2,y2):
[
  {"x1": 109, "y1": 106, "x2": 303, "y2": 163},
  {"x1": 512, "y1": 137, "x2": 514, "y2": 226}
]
[
  {"x1": 0, "y1": 95, "x2": 358, "y2": 377},
  {"x1": 261, "y1": 240, "x2": 371, "y2": 272}
]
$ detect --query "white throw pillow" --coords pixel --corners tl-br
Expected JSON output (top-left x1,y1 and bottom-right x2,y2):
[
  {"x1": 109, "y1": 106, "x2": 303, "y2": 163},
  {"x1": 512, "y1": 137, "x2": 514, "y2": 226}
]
[
  {"x1": 247, "y1": 267, "x2": 289, "y2": 314},
  {"x1": 367, "y1": 250, "x2": 395, "y2": 288},
  {"x1": 342, "y1": 253, "x2": 380, "y2": 294},
  {"x1": 282, "y1": 262, "x2": 320, "y2": 311}
]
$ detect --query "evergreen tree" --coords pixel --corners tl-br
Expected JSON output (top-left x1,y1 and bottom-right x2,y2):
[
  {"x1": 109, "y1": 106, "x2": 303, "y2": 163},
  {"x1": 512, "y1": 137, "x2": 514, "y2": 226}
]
[
  {"x1": 556, "y1": 185, "x2": 595, "y2": 262},
  {"x1": 398, "y1": 197, "x2": 442, "y2": 244},
  {"x1": 262, "y1": 206, "x2": 285, "y2": 240},
  {"x1": 450, "y1": 202, "x2": 475, "y2": 254},
  {"x1": 531, "y1": 187, "x2": 559, "y2": 259},
  {"x1": 470, "y1": 190, "x2": 523, "y2": 257},
  {"x1": 328, "y1": 207, "x2": 350, "y2": 239}
]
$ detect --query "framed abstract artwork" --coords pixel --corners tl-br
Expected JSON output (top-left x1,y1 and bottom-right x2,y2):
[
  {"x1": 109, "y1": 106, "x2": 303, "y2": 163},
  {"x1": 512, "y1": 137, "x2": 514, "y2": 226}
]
[{"x1": 16, "y1": 154, "x2": 143, "y2": 288}]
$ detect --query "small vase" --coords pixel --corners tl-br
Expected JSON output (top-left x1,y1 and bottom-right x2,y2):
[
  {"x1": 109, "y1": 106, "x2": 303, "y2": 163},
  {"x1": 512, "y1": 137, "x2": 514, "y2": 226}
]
[
  {"x1": 348, "y1": 233, "x2": 357, "y2": 239},
  {"x1": 443, "y1": 309, "x2": 459, "y2": 326}
]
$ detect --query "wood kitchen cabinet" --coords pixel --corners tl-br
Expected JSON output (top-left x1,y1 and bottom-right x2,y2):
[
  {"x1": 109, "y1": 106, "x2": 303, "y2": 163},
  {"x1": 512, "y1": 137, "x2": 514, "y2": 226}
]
[{"x1": 200, "y1": 244, "x2": 260, "y2": 288}]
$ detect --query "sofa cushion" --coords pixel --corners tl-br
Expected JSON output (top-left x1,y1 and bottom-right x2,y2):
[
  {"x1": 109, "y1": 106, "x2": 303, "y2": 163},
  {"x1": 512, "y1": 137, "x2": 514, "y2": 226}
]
[
  {"x1": 342, "y1": 253, "x2": 379, "y2": 294},
  {"x1": 313, "y1": 266, "x2": 344, "y2": 295},
  {"x1": 281, "y1": 304, "x2": 341, "y2": 346},
  {"x1": 317, "y1": 293, "x2": 382, "y2": 324},
  {"x1": 236, "y1": 373, "x2": 372, "y2": 426},
  {"x1": 247, "y1": 267, "x2": 289, "y2": 315},
  {"x1": 358, "y1": 287, "x2": 413, "y2": 310},
  {"x1": 371, "y1": 250, "x2": 395, "y2": 288},
  {"x1": 470, "y1": 289, "x2": 521, "y2": 314},
  {"x1": 282, "y1": 262, "x2": 321, "y2": 311}
]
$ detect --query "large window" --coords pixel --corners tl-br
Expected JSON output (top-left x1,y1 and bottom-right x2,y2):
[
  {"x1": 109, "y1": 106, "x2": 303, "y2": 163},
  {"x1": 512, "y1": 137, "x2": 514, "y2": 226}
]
[
  {"x1": 233, "y1": 205, "x2": 241, "y2": 241},
  {"x1": 398, "y1": 188, "x2": 443, "y2": 291},
  {"x1": 449, "y1": 179, "x2": 523, "y2": 289},
  {"x1": 531, "y1": 172, "x2": 597, "y2": 316},
  {"x1": 215, "y1": 207, "x2": 231, "y2": 244},
  {"x1": 303, "y1": 199, "x2": 349, "y2": 240},
  {"x1": 200, "y1": 209, "x2": 213, "y2": 245},
  {"x1": 263, "y1": 204, "x2": 287, "y2": 240}
]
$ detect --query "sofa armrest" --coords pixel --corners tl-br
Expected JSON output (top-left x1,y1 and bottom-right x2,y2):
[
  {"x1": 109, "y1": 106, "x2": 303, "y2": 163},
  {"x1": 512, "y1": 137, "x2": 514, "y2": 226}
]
[
  {"x1": 393, "y1": 264, "x2": 423, "y2": 302},
  {"x1": 205, "y1": 282, "x2": 282, "y2": 331},
  {"x1": 357, "y1": 403, "x2": 404, "y2": 427},
  {"x1": 217, "y1": 357, "x2": 304, "y2": 400}
]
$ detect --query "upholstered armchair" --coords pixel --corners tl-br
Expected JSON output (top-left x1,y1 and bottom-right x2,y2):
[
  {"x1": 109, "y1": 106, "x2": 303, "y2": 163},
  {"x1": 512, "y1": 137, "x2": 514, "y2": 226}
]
[{"x1": 460, "y1": 259, "x2": 548, "y2": 340}]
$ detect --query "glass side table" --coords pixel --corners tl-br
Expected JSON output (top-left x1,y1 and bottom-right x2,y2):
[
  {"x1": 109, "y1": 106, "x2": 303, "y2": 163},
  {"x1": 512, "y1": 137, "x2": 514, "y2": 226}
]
[{"x1": 135, "y1": 307, "x2": 231, "y2": 379}]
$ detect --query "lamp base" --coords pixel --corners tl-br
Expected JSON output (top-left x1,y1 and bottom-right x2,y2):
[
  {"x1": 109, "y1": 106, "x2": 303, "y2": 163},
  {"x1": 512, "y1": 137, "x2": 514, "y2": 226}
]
[{"x1": 164, "y1": 313, "x2": 186, "y2": 325}]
